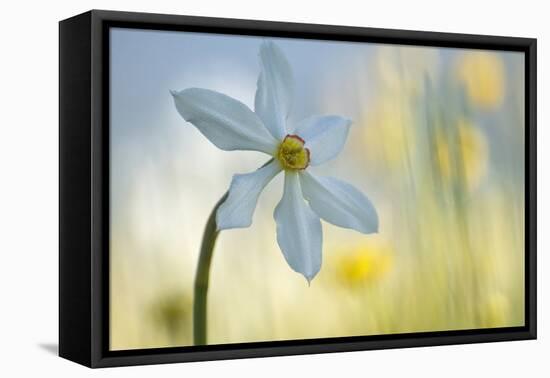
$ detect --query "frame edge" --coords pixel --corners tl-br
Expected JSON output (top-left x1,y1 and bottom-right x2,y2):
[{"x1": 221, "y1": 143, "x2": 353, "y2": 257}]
[{"x1": 59, "y1": 11, "x2": 94, "y2": 368}]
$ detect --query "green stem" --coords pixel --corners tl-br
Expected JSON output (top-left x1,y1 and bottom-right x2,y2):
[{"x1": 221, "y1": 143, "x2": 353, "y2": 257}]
[
  {"x1": 192, "y1": 159, "x2": 273, "y2": 345},
  {"x1": 193, "y1": 192, "x2": 228, "y2": 345}
]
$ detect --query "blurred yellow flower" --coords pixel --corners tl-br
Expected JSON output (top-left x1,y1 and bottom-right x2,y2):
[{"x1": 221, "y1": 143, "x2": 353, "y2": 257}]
[
  {"x1": 480, "y1": 292, "x2": 511, "y2": 328},
  {"x1": 435, "y1": 120, "x2": 489, "y2": 191},
  {"x1": 334, "y1": 239, "x2": 393, "y2": 287},
  {"x1": 456, "y1": 51, "x2": 506, "y2": 110},
  {"x1": 150, "y1": 290, "x2": 192, "y2": 341},
  {"x1": 363, "y1": 97, "x2": 415, "y2": 171},
  {"x1": 362, "y1": 46, "x2": 440, "y2": 174},
  {"x1": 376, "y1": 46, "x2": 440, "y2": 96}
]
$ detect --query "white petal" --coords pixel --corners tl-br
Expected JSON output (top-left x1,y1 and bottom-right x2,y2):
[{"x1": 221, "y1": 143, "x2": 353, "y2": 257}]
[
  {"x1": 171, "y1": 88, "x2": 278, "y2": 154},
  {"x1": 216, "y1": 160, "x2": 281, "y2": 230},
  {"x1": 300, "y1": 172, "x2": 378, "y2": 234},
  {"x1": 293, "y1": 115, "x2": 351, "y2": 165},
  {"x1": 274, "y1": 172, "x2": 322, "y2": 282},
  {"x1": 254, "y1": 41, "x2": 294, "y2": 140}
]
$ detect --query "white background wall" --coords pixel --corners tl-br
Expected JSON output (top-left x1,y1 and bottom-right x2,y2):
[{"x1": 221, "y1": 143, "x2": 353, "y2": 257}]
[{"x1": 0, "y1": 0, "x2": 546, "y2": 376}]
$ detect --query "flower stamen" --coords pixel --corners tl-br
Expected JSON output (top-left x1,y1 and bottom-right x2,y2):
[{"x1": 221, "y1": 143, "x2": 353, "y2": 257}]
[{"x1": 277, "y1": 135, "x2": 310, "y2": 171}]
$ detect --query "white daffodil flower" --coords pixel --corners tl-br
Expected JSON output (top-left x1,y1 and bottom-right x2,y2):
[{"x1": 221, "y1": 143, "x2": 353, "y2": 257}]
[{"x1": 171, "y1": 41, "x2": 378, "y2": 282}]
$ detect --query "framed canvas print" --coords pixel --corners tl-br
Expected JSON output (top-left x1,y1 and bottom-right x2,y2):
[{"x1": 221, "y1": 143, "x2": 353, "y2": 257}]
[{"x1": 59, "y1": 10, "x2": 537, "y2": 368}]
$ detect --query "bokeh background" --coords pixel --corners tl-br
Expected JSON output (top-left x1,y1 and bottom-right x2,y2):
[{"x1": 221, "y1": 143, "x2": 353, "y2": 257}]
[{"x1": 109, "y1": 28, "x2": 525, "y2": 350}]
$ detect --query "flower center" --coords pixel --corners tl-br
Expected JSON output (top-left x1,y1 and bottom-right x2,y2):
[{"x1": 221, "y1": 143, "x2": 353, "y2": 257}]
[{"x1": 277, "y1": 135, "x2": 310, "y2": 171}]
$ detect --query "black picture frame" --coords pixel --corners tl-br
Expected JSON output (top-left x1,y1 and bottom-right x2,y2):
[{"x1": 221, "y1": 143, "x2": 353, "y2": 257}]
[{"x1": 59, "y1": 9, "x2": 537, "y2": 368}]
